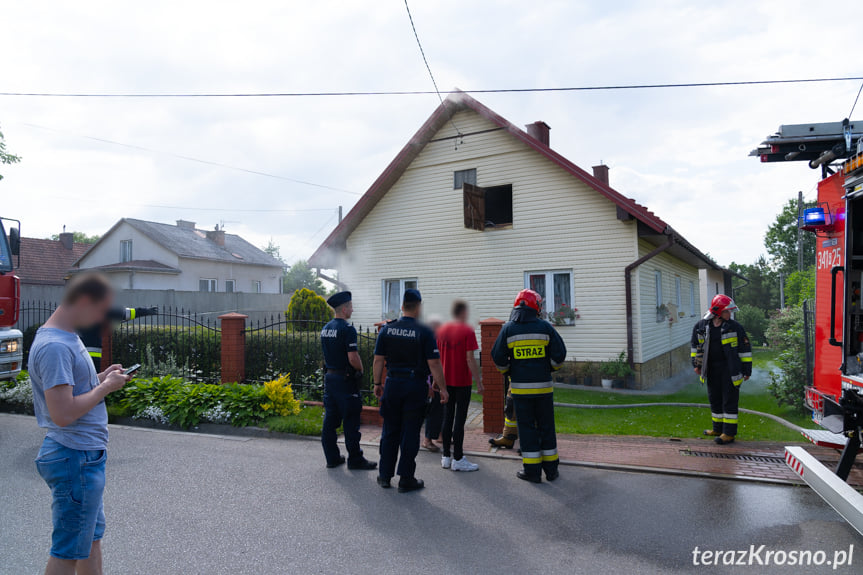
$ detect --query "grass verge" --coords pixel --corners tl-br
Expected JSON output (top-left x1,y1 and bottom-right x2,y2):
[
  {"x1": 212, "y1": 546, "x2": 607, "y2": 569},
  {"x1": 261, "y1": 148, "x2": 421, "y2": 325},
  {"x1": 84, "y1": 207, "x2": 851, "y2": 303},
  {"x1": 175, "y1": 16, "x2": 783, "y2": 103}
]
[{"x1": 263, "y1": 406, "x2": 324, "y2": 436}]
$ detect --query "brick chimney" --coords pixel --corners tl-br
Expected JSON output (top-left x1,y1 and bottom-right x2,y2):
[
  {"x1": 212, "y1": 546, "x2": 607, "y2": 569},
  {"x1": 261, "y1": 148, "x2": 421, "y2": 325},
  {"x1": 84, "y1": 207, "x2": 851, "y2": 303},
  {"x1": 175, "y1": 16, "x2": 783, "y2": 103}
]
[
  {"x1": 526, "y1": 121, "x2": 550, "y2": 147},
  {"x1": 206, "y1": 229, "x2": 226, "y2": 246},
  {"x1": 592, "y1": 164, "x2": 609, "y2": 185},
  {"x1": 176, "y1": 220, "x2": 196, "y2": 230},
  {"x1": 59, "y1": 232, "x2": 74, "y2": 250}
]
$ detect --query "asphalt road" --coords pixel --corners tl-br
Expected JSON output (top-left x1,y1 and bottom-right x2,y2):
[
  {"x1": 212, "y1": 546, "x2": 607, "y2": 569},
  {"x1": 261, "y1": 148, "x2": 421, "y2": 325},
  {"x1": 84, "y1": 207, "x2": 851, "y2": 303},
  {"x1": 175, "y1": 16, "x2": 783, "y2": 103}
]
[{"x1": 1, "y1": 413, "x2": 860, "y2": 575}]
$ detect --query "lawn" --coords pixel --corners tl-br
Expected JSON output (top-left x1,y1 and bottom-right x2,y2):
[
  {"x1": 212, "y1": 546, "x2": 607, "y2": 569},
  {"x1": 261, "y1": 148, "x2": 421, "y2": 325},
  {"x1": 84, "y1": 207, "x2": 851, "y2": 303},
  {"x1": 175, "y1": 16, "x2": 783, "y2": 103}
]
[
  {"x1": 264, "y1": 405, "x2": 324, "y2": 436},
  {"x1": 484, "y1": 349, "x2": 814, "y2": 442}
]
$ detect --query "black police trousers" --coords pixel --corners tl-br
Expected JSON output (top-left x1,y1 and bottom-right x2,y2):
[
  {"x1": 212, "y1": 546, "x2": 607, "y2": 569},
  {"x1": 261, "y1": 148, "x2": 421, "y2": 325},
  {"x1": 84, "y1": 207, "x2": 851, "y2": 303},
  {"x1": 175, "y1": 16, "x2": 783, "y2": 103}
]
[
  {"x1": 379, "y1": 376, "x2": 427, "y2": 481},
  {"x1": 322, "y1": 374, "x2": 364, "y2": 466},
  {"x1": 705, "y1": 362, "x2": 740, "y2": 436},
  {"x1": 513, "y1": 393, "x2": 559, "y2": 479}
]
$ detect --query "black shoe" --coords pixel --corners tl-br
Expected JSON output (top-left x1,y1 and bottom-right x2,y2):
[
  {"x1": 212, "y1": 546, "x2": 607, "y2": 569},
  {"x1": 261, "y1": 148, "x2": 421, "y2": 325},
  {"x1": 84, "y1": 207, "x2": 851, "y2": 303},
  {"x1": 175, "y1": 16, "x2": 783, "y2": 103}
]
[
  {"x1": 326, "y1": 456, "x2": 346, "y2": 469},
  {"x1": 545, "y1": 470, "x2": 560, "y2": 482},
  {"x1": 376, "y1": 476, "x2": 392, "y2": 489},
  {"x1": 517, "y1": 471, "x2": 542, "y2": 484},
  {"x1": 348, "y1": 458, "x2": 378, "y2": 470},
  {"x1": 397, "y1": 478, "x2": 425, "y2": 493}
]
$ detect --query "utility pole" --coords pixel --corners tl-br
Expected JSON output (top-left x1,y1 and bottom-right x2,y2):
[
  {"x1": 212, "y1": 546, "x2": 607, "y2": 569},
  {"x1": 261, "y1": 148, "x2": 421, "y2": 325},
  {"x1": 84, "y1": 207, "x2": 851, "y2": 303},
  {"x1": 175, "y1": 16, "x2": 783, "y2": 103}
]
[
  {"x1": 779, "y1": 272, "x2": 785, "y2": 308},
  {"x1": 338, "y1": 205, "x2": 343, "y2": 224},
  {"x1": 797, "y1": 190, "x2": 804, "y2": 272}
]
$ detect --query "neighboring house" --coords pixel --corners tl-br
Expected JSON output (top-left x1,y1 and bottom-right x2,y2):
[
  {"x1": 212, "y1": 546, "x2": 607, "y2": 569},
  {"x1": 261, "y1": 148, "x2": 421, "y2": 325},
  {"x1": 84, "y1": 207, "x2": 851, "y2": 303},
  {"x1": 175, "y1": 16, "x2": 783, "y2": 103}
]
[
  {"x1": 15, "y1": 233, "x2": 91, "y2": 286},
  {"x1": 699, "y1": 267, "x2": 747, "y2": 317},
  {"x1": 73, "y1": 219, "x2": 284, "y2": 294},
  {"x1": 309, "y1": 92, "x2": 727, "y2": 388}
]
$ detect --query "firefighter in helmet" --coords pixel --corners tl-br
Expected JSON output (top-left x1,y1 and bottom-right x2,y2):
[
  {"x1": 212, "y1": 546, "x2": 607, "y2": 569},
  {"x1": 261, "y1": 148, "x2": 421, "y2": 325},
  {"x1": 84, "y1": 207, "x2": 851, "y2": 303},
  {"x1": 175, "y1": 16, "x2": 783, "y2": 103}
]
[
  {"x1": 78, "y1": 306, "x2": 159, "y2": 371},
  {"x1": 691, "y1": 294, "x2": 752, "y2": 445},
  {"x1": 491, "y1": 289, "x2": 567, "y2": 483}
]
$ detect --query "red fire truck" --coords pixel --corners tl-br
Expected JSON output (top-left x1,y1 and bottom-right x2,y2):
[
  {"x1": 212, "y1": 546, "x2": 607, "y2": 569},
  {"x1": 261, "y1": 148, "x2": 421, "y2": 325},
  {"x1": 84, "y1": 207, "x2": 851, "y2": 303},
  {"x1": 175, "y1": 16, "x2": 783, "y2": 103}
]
[
  {"x1": 753, "y1": 120, "x2": 863, "y2": 533},
  {"x1": 0, "y1": 217, "x2": 22, "y2": 381}
]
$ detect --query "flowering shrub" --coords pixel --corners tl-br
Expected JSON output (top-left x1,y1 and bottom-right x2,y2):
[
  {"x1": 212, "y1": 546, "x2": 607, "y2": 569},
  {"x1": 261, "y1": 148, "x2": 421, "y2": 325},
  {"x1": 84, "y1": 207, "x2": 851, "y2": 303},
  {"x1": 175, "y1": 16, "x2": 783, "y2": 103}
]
[
  {"x1": 134, "y1": 405, "x2": 170, "y2": 425},
  {"x1": 550, "y1": 304, "x2": 578, "y2": 326},
  {"x1": 202, "y1": 402, "x2": 234, "y2": 424},
  {"x1": 0, "y1": 372, "x2": 34, "y2": 407},
  {"x1": 261, "y1": 374, "x2": 301, "y2": 417}
]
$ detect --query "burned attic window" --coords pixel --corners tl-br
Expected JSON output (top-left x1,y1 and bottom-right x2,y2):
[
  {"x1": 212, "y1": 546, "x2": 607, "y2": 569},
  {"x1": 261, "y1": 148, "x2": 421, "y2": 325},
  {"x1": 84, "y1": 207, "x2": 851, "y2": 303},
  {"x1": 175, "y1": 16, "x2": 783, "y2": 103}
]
[{"x1": 463, "y1": 183, "x2": 513, "y2": 231}]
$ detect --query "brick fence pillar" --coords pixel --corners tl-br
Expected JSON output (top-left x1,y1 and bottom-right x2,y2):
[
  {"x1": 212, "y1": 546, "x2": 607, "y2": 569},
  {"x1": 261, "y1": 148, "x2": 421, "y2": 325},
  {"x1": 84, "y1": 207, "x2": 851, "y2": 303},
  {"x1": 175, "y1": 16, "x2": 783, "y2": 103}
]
[
  {"x1": 479, "y1": 318, "x2": 505, "y2": 434},
  {"x1": 219, "y1": 313, "x2": 248, "y2": 384},
  {"x1": 100, "y1": 322, "x2": 113, "y2": 372}
]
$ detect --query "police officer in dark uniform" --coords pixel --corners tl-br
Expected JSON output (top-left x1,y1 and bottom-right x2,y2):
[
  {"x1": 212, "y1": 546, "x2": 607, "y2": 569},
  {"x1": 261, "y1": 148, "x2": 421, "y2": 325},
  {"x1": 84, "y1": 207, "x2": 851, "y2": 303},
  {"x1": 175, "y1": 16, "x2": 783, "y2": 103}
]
[
  {"x1": 78, "y1": 306, "x2": 159, "y2": 371},
  {"x1": 320, "y1": 291, "x2": 377, "y2": 470},
  {"x1": 373, "y1": 289, "x2": 449, "y2": 493},
  {"x1": 491, "y1": 289, "x2": 566, "y2": 483}
]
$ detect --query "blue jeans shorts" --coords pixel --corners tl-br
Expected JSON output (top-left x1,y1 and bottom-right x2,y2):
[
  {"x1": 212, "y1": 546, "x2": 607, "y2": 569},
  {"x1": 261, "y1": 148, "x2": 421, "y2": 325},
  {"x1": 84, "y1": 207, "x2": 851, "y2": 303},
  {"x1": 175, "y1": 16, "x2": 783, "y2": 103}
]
[{"x1": 35, "y1": 437, "x2": 107, "y2": 560}]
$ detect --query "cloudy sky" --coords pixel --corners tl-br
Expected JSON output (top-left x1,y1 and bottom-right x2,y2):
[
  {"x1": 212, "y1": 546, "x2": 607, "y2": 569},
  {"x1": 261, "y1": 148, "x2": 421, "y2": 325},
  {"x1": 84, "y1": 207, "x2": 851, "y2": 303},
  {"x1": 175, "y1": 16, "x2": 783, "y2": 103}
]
[{"x1": 2, "y1": 0, "x2": 862, "y2": 267}]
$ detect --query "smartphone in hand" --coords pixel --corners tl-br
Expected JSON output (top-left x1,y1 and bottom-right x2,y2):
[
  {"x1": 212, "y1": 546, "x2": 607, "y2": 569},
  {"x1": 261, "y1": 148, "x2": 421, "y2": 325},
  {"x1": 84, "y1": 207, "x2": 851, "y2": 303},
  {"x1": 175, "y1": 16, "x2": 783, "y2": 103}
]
[{"x1": 123, "y1": 364, "x2": 142, "y2": 377}]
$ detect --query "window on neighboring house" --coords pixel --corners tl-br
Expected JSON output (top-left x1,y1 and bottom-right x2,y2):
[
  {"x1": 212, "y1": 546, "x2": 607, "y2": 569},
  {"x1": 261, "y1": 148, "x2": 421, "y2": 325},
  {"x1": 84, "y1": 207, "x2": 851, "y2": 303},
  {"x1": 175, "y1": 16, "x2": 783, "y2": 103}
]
[
  {"x1": 254, "y1": 280, "x2": 262, "y2": 293},
  {"x1": 453, "y1": 168, "x2": 477, "y2": 189},
  {"x1": 463, "y1": 183, "x2": 513, "y2": 230},
  {"x1": 655, "y1": 270, "x2": 664, "y2": 322},
  {"x1": 382, "y1": 278, "x2": 418, "y2": 320},
  {"x1": 225, "y1": 280, "x2": 235, "y2": 293},
  {"x1": 689, "y1": 281, "x2": 696, "y2": 316},
  {"x1": 524, "y1": 270, "x2": 574, "y2": 324},
  {"x1": 675, "y1": 277, "x2": 682, "y2": 313},
  {"x1": 120, "y1": 240, "x2": 133, "y2": 263},
  {"x1": 199, "y1": 278, "x2": 217, "y2": 292}
]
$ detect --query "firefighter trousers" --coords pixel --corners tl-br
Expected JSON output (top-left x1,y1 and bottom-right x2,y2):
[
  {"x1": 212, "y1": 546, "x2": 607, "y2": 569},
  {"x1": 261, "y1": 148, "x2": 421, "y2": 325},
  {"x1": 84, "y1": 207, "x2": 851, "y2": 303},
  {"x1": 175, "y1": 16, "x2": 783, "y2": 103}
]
[
  {"x1": 705, "y1": 363, "x2": 739, "y2": 436},
  {"x1": 513, "y1": 393, "x2": 558, "y2": 478}
]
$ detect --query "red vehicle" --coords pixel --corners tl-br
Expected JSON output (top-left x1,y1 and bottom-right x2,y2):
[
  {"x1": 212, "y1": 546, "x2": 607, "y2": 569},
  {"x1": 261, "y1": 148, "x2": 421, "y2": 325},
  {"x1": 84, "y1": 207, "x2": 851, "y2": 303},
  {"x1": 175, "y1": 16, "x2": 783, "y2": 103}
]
[
  {"x1": 754, "y1": 122, "x2": 863, "y2": 533},
  {"x1": 0, "y1": 217, "x2": 22, "y2": 381}
]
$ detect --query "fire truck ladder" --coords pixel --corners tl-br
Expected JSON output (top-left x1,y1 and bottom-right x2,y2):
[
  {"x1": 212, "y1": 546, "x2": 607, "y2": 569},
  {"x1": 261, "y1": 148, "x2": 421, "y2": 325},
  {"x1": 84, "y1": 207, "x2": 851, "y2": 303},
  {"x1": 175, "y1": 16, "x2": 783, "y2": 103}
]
[{"x1": 750, "y1": 119, "x2": 862, "y2": 176}]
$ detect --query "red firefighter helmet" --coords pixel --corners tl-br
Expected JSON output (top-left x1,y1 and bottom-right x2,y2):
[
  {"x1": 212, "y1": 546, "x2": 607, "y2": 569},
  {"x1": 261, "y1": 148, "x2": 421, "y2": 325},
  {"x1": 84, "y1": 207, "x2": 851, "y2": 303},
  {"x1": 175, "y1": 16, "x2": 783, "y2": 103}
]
[
  {"x1": 514, "y1": 289, "x2": 543, "y2": 313},
  {"x1": 708, "y1": 294, "x2": 738, "y2": 317}
]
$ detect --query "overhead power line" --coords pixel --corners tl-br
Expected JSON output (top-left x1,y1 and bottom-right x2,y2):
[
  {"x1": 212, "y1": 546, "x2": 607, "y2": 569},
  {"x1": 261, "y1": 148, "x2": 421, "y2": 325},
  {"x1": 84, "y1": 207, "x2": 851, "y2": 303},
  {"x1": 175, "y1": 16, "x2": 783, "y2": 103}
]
[
  {"x1": 850, "y1": 81, "x2": 863, "y2": 118},
  {"x1": 19, "y1": 122, "x2": 360, "y2": 195},
  {"x1": 403, "y1": 0, "x2": 461, "y2": 136},
  {"x1": 2, "y1": 76, "x2": 863, "y2": 99}
]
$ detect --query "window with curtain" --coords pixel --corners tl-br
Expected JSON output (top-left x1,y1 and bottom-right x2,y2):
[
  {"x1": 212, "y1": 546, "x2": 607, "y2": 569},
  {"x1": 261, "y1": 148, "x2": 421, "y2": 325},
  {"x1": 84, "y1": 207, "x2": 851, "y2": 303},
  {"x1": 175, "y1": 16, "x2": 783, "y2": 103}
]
[
  {"x1": 454, "y1": 168, "x2": 477, "y2": 189},
  {"x1": 199, "y1": 278, "x2": 216, "y2": 292},
  {"x1": 675, "y1": 277, "x2": 682, "y2": 309},
  {"x1": 524, "y1": 270, "x2": 574, "y2": 325},
  {"x1": 382, "y1": 278, "x2": 418, "y2": 320},
  {"x1": 120, "y1": 240, "x2": 133, "y2": 263},
  {"x1": 655, "y1": 270, "x2": 664, "y2": 322}
]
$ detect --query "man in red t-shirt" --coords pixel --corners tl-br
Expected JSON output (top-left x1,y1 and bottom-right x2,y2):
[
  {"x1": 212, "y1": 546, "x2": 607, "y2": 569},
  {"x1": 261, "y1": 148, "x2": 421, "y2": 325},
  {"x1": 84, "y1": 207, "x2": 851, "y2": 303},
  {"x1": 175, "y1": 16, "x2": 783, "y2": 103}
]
[{"x1": 438, "y1": 300, "x2": 483, "y2": 471}]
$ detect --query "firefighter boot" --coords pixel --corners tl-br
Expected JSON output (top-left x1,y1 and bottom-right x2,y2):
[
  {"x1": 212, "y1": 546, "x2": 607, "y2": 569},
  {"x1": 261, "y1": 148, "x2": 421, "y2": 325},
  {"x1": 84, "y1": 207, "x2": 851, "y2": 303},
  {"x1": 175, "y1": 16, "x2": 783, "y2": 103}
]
[
  {"x1": 714, "y1": 434, "x2": 735, "y2": 445},
  {"x1": 703, "y1": 430, "x2": 721, "y2": 437},
  {"x1": 489, "y1": 434, "x2": 517, "y2": 449}
]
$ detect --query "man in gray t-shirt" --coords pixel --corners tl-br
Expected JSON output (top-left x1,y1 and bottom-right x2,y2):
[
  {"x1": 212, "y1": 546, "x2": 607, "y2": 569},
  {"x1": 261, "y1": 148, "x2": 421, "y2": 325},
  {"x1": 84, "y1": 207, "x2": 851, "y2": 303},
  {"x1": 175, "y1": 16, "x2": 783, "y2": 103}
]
[{"x1": 30, "y1": 273, "x2": 130, "y2": 574}]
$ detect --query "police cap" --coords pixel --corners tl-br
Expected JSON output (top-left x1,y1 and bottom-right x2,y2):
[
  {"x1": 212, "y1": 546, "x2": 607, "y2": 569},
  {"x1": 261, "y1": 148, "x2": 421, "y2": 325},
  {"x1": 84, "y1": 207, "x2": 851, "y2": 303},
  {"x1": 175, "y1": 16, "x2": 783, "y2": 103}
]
[
  {"x1": 327, "y1": 291, "x2": 352, "y2": 308},
  {"x1": 403, "y1": 288, "x2": 422, "y2": 304}
]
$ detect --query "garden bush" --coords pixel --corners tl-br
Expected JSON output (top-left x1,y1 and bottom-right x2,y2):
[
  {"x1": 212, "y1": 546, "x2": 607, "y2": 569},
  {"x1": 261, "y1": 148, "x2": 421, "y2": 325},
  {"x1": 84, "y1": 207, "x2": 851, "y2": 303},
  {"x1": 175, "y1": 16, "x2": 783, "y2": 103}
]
[
  {"x1": 286, "y1": 288, "x2": 333, "y2": 329},
  {"x1": 765, "y1": 306, "x2": 808, "y2": 413},
  {"x1": 735, "y1": 304, "x2": 768, "y2": 346},
  {"x1": 112, "y1": 326, "x2": 220, "y2": 382}
]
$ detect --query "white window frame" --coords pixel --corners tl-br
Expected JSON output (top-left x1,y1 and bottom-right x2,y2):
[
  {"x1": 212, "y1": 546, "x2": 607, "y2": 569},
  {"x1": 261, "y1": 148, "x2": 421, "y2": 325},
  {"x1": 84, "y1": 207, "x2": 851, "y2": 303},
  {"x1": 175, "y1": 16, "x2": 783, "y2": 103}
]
[
  {"x1": 381, "y1": 278, "x2": 418, "y2": 320},
  {"x1": 523, "y1": 270, "x2": 575, "y2": 325},
  {"x1": 225, "y1": 279, "x2": 236, "y2": 293},
  {"x1": 253, "y1": 280, "x2": 262, "y2": 293},
  {"x1": 689, "y1": 281, "x2": 696, "y2": 317},
  {"x1": 120, "y1": 239, "x2": 133, "y2": 263},
  {"x1": 675, "y1": 276, "x2": 682, "y2": 310},
  {"x1": 655, "y1": 270, "x2": 664, "y2": 322},
  {"x1": 199, "y1": 278, "x2": 217, "y2": 292},
  {"x1": 453, "y1": 168, "x2": 477, "y2": 189}
]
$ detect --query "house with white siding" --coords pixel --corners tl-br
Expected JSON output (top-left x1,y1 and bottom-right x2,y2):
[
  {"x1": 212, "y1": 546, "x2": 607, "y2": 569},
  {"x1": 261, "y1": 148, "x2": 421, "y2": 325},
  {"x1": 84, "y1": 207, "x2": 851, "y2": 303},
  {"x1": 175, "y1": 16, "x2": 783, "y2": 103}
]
[{"x1": 310, "y1": 92, "x2": 727, "y2": 388}]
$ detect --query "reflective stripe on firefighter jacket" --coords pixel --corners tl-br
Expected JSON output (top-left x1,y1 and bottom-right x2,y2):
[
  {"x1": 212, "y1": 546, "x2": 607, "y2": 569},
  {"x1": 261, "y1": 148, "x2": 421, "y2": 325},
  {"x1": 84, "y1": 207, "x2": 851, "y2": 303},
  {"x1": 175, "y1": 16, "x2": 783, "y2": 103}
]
[
  {"x1": 690, "y1": 318, "x2": 752, "y2": 385},
  {"x1": 490, "y1": 312, "x2": 567, "y2": 396}
]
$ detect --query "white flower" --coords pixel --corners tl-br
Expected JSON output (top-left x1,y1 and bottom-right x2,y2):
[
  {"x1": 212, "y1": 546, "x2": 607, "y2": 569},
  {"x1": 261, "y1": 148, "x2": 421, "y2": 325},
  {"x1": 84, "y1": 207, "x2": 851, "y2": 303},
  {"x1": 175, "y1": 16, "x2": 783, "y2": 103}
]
[
  {"x1": 202, "y1": 402, "x2": 233, "y2": 424},
  {"x1": 134, "y1": 405, "x2": 169, "y2": 425},
  {"x1": 0, "y1": 377, "x2": 34, "y2": 407}
]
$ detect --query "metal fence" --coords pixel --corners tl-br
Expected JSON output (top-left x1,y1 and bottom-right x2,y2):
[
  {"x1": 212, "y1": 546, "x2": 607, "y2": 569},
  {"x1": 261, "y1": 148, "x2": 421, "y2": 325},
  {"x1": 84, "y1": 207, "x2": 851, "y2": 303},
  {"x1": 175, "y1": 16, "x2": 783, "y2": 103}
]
[
  {"x1": 15, "y1": 300, "x2": 58, "y2": 367},
  {"x1": 803, "y1": 299, "x2": 815, "y2": 387},
  {"x1": 112, "y1": 307, "x2": 221, "y2": 383},
  {"x1": 245, "y1": 317, "x2": 378, "y2": 404}
]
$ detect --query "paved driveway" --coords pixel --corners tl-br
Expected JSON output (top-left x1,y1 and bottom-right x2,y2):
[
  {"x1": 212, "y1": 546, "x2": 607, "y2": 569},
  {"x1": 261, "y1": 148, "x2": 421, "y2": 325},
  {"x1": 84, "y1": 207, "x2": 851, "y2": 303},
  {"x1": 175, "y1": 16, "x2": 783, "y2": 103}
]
[{"x1": 1, "y1": 414, "x2": 859, "y2": 574}]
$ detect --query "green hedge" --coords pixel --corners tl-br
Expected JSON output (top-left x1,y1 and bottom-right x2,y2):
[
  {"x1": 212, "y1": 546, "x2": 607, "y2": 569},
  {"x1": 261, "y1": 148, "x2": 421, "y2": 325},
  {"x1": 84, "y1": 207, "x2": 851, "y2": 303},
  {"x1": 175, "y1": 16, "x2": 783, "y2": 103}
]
[{"x1": 112, "y1": 325, "x2": 221, "y2": 382}]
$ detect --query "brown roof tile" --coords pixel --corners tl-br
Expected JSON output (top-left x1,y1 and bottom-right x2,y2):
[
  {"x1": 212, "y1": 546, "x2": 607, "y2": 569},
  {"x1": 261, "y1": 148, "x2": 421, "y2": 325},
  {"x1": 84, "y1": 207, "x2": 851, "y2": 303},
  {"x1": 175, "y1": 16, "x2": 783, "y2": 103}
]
[{"x1": 14, "y1": 237, "x2": 92, "y2": 285}]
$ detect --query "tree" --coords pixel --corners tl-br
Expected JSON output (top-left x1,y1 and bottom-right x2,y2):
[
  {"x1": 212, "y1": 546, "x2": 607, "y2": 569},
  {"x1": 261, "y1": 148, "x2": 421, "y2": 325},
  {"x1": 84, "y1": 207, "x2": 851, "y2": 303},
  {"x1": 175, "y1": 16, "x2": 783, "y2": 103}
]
[
  {"x1": 0, "y1": 125, "x2": 21, "y2": 181},
  {"x1": 262, "y1": 238, "x2": 284, "y2": 263},
  {"x1": 728, "y1": 256, "x2": 780, "y2": 311},
  {"x1": 283, "y1": 260, "x2": 325, "y2": 296},
  {"x1": 735, "y1": 304, "x2": 768, "y2": 346},
  {"x1": 49, "y1": 231, "x2": 101, "y2": 244},
  {"x1": 784, "y1": 267, "x2": 816, "y2": 308},
  {"x1": 764, "y1": 197, "x2": 816, "y2": 275},
  {"x1": 766, "y1": 306, "x2": 808, "y2": 413}
]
